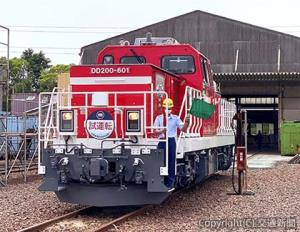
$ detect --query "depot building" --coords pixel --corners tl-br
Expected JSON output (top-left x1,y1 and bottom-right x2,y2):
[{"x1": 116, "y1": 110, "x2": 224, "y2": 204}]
[{"x1": 79, "y1": 10, "x2": 300, "y2": 153}]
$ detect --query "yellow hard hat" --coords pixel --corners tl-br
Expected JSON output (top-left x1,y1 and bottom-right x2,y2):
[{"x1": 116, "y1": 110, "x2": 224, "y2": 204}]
[{"x1": 163, "y1": 98, "x2": 174, "y2": 108}]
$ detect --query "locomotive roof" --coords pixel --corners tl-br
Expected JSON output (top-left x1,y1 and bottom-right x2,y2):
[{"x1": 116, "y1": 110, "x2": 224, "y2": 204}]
[{"x1": 97, "y1": 43, "x2": 209, "y2": 61}]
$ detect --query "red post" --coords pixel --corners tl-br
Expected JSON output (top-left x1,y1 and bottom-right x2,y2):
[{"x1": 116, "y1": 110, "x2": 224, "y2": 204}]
[
  {"x1": 236, "y1": 146, "x2": 247, "y2": 194},
  {"x1": 237, "y1": 146, "x2": 246, "y2": 171}
]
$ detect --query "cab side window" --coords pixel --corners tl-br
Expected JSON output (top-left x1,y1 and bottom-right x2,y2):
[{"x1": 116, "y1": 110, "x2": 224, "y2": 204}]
[
  {"x1": 120, "y1": 56, "x2": 146, "y2": 64},
  {"x1": 102, "y1": 55, "x2": 114, "y2": 64},
  {"x1": 201, "y1": 58, "x2": 210, "y2": 86}
]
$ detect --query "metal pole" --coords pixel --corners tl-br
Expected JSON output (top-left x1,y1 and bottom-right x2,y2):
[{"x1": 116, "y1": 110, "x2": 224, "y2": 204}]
[
  {"x1": 0, "y1": 25, "x2": 9, "y2": 186},
  {"x1": 5, "y1": 133, "x2": 8, "y2": 185},
  {"x1": 244, "y1": 110, "x2": 248, "y2": 154},
  {"x1": 24, "y1": 113, "x2": 27, "y2": 182},
  {"x1": 234, "y1": 49, "x2": 239, "y2": 72},
  {"x1": 7, "y1": 28, "x2": 10, "y2": 114},
  {"x1": 277, "y1": 45, "x2": 281, "y2": 72},
  {"x1": 243, "y1": 110, "x2": 248, "y2": 191},
  {"x1": 238, "y1": 171, "x2": 242, "y2": 194}
]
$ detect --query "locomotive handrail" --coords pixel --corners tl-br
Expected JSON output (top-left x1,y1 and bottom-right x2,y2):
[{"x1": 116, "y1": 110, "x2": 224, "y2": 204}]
[
  {"x1": 175, "y1": 86, "x2": 236, "y2": 159},
  {"x1": 178, "y1": 86, "x2": 204, "y2": 136},
  {"x1": 176, "y1": 86, "x2": 203, "y2": 158},
  {"x1": 43, "y1": 87, "x2": 59, "y2": 148},
  {"x1": 39, "y1": 91, "x2": 169, "y2": 139},
  {"x1": 216, "y1": 99, "x2": 236, "y2": 135},
  {"x1": 38, "y1": 87, "x2": 61, "y2": 174},
  {"x1": 39, "y1": 89, "x2": 170, "y2": 176}
]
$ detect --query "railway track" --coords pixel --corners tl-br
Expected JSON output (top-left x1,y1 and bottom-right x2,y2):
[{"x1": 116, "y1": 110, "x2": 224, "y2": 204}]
[
  {"x1": 0, "y1": 165, "x2": 37, "y2": 175},
  {"x1": 18, "y1": 205, "x2": 149, "y2": 232},
  {"x1": 94, "y1": 206, "x2": 150, "y2": 232},
  {"x1": 288, "y1": 154, "x2": 300, "y2": 164}
]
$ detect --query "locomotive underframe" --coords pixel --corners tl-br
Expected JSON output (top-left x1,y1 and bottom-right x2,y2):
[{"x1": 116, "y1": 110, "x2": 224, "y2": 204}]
[{"x1": 39, "y1": 142, "x2": 234, "y2": 207}]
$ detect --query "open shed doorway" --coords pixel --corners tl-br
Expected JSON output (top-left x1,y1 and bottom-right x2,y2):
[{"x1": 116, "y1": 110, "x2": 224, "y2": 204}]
[
  {"x1": 246, "y1": 110, "x2": 278, "y2": 153},
  {"x1": 229, "y1": 97, "x2": 279, "y2": 154}
]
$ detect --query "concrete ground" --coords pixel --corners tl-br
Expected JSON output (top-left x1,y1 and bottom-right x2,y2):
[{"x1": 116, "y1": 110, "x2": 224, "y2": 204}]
[{"x1": 247, "y1": 150, "x2": 293, "y2": 169}]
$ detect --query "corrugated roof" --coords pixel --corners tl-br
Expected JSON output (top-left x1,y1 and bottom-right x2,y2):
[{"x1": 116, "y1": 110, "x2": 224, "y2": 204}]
[
  {"x1": 213, "y1": 72, "x2": 300, "y2": 82},
  {"x1": 81, "y1": 10, "x2": 300, "y2": 52}
]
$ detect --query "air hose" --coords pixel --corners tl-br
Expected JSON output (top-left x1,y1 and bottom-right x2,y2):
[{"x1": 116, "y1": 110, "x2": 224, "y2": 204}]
[{"x1": 230, "y1": 119, "x2": 239, "y2": 194}]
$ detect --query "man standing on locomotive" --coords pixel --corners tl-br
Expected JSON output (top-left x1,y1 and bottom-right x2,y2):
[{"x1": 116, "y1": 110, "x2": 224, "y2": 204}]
[{"x1": 154, "y1": 98, "x2": 190, "y2": 188}]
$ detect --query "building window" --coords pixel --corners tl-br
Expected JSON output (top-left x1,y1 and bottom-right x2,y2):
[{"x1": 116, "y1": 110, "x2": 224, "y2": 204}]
[{"x1": 240, "y1": 97, "x2": 278, "y2": 105}]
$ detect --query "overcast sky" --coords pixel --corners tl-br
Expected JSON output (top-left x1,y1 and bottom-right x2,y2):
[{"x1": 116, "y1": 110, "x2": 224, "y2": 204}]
[{"x1": 0, "y1": 0, "x2": 299, "y2": 65}]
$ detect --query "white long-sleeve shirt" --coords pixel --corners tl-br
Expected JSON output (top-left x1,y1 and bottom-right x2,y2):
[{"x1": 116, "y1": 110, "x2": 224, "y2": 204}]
[{"x1": 153, "y1": 114, "x2": 184, "y2": 138}]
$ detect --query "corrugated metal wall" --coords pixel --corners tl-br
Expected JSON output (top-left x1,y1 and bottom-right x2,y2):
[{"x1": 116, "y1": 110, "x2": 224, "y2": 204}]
[
  {"x1": 0, "y1": 116, "x2": 38, "y2": 155},
  {"x1": 11, "y1": 93, "x2": 39, "y2": 116},
  {"x1": 0, "y1": 116, "x2": 37, "y2": 133},
  {"x1": 80, "y1": 10, "x2": 300, "y2": 73}
]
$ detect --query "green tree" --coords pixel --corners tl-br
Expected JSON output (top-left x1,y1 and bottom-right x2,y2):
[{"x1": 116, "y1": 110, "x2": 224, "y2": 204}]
[
  {"x1": 21, "y1": 48, "x2": 51, "y2": 90},
  {"x1": 0, "y1": 57, "x2": 9, "y2": 111},
  {"x1": 39, "y1": 64, "x2": 71, "y2": 92},
  {"x1": 9, "y1": 57, "x2": 32, "y2": 93},
  {"x1": 0, "y1": 56, "x2": 9, "y2": 81}
]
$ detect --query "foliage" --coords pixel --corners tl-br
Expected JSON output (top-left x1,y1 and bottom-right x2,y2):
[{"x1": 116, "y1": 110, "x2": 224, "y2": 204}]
[
  {"x1": 39, "y1": 64, "x2": 71, "y2": 92},
  {"x1": 0, "y1": 57, "x2": 9, "y2": 110},
  {"x1": 0, "y1": 51, "x2": 70, "y2": 112},
  {"x1": 0, "y1": 56, "x2": 9, "y2": 79},
  {"x1": 5, "y1": 49, "x2": 71, "y2": 93},
  {"x1": 21, "y1": 48, "x2": 51, "y2": 90},
  {"x1": 9, "y1": 57, "x2": 32, "y2": 93}
]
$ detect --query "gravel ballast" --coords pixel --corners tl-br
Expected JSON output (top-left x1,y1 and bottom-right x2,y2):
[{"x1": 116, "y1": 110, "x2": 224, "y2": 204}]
[
  {"x1": 0, "y1": 162, "x2": 299, "y2": 231},
  {"x1": 0, "y1": 174, "x2": 82, "y2": 231},
  {"x1": 113, "y1": 163, "x2": 300, "y2": 232}
]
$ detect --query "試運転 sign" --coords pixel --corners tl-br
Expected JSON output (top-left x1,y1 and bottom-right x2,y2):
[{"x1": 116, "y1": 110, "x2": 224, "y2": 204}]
[{"x1": 86, "y1": 110, "x2": 114, "y2": 139}]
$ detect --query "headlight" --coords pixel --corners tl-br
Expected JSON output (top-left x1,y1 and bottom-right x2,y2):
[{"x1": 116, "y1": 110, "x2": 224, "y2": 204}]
[
  {"x1": 60, "y1": 110, "x2": 74, "y2": 132},
  {"x1": 62, "y1": 112, "x2": 73, "y2": 121},
  {"x1": 126, "y1": 110, "x2": 141, "y2": 132},
  {"x1": 128, "y1": 112, "x2": 139, "y2": 120}
]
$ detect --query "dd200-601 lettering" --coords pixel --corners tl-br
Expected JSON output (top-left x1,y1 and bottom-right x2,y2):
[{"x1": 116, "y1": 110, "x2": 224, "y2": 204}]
[{"x1": 91, "y1": 67, "x2": 130, "y2": 74}]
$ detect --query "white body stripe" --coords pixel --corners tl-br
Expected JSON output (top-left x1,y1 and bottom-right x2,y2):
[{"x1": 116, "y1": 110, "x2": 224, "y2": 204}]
[
  {"x1": 176, "y1": 135, "x2": 235, "y2": 158},
  {"x1": 70, "y1": 76, "x2": 152, "y2": 85}
]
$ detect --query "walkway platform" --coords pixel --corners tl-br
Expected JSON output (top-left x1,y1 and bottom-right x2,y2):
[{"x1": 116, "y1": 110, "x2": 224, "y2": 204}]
[{"x1": 247, "y1": 151, "x2": 293, "y2": 169}]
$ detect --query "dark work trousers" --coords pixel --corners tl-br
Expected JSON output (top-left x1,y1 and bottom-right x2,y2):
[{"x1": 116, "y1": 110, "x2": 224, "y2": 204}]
[{"x1": 158, "y1": 137, "x2": 176, "y2": 188}]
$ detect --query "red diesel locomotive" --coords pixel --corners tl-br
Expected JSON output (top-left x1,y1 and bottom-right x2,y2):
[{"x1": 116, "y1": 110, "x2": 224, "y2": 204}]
[{"x1": 38, "y1": 34, "x2": 236, "y2": 207}]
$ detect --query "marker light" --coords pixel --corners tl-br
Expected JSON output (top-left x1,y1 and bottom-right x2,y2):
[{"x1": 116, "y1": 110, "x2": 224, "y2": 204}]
[
  {"x1": 128, "y1": 112, "x2": 140, "y2": 120},
  {"x1": 60, "y1": 110, "x2": 74, "y2": 132},
  {"x1": 62, "y1": 112, "x2": 73, "y2": 121},
  {"x1": 126, "y1": 110, "x2": 141, "y2": 132}
]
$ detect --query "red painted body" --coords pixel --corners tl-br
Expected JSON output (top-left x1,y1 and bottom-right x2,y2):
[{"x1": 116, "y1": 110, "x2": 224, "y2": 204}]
[{"x1": 69, "y1": 43, "x2": 221, "y2": 139}]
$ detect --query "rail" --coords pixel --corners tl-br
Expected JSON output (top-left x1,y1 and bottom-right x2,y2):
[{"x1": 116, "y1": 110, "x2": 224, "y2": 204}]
[
  {"x1": 18, "y1": 206, "x2": 92, "y2": 232},
  {"x1": 18, "y1": 206, "x2": 148, "y2": 232}
]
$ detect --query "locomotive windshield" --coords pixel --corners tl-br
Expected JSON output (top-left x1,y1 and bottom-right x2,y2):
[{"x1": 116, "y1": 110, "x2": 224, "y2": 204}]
[
  {"x1": 120, "y1": 56, "x2": 146, "y2": 64},
  {"x1": 102, "y1": 55, "x2": 114, "y2": 64},
  {"x1": 161, "y1": 55, "x2": 195, "y2": 74}
]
